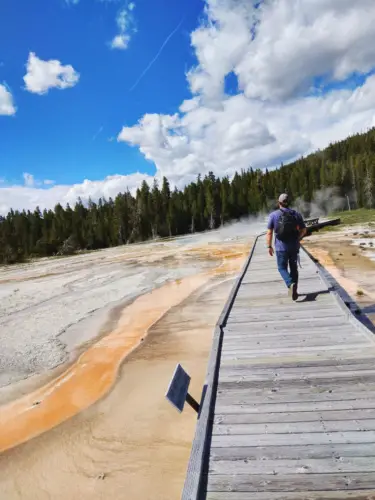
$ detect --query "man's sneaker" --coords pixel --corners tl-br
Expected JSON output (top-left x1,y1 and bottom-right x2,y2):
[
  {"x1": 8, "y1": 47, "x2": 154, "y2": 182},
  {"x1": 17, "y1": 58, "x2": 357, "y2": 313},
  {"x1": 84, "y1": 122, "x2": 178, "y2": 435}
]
[
  {"x1": 292, "y1": 283, "x2": 298, "y2": 301},
  {"x1": 288, "y1": 282, "x2": 298, "y2": 301}
]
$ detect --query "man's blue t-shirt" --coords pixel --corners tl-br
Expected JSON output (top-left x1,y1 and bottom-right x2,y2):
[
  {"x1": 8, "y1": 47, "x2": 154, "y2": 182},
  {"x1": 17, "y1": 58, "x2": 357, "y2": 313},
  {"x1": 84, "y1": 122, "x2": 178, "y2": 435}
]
[{"x1": 267, "y1": 208, "x2": 305, "y2": 252}]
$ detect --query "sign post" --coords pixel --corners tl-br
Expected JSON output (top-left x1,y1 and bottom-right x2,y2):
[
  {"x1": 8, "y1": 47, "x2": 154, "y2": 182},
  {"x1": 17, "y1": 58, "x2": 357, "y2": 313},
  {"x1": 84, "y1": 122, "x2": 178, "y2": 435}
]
[{"x1": 165, "y1": 364, "x2": 200, "y2": 414}]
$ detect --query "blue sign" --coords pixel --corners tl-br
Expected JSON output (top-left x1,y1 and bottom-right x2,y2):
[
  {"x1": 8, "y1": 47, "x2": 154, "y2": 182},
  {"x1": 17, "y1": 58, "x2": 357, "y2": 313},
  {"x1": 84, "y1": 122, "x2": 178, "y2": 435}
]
[{"x1": 165, "y1": 364, "x2": 191, "y2": 413}]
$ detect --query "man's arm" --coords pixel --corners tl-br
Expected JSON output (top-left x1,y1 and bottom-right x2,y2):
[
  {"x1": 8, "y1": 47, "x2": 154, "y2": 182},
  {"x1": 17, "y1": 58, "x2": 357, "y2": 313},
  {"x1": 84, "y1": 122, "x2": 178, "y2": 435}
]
[
  {"x1": 298, "y1": 213, "x2": 307, "y2": 240},
  {"x1": 266, "y1": 229, "x2": 274, "y2": 256},
  {"x1": 299, "y1": 227, "x2": 307, "y2": 240},
  {"x1": 266, "y1": 215, "x2": 274, "y2": 256},
  {"x1": 266, "y1": 229, "x2": 273, "y2": 247}
]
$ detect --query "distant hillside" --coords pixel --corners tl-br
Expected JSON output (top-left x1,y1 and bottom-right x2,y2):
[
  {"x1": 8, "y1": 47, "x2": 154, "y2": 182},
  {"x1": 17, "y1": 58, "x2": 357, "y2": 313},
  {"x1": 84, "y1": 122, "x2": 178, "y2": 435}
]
[
  {"x1": 278, "y1": 127, "x2": 375, "y2": 213},
  {"x1": 1, "y1": 128, "x2": 375, "y2": 264}
]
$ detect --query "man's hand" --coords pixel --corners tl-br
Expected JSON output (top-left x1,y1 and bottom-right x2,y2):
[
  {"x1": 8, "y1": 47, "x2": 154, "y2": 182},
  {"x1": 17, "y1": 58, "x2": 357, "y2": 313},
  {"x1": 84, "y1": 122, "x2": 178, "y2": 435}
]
[{"x1": 268, "y1": 246, "x2": 274, "y2": 257}]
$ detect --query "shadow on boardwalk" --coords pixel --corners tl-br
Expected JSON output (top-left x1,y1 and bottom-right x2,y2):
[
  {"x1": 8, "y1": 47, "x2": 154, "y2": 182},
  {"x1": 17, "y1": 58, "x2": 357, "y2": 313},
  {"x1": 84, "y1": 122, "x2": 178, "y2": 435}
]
[
  {"x1": 297, "y1": 290, "x2": 331, "y2": 303},
  {"x1": 314, "y1": 261, "x2": 375, "y2": 335}
]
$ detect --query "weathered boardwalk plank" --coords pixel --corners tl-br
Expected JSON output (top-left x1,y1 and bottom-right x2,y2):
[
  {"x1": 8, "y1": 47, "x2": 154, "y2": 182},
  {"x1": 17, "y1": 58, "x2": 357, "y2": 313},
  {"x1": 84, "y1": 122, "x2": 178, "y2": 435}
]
[
  {"x1": 207, "y1": 492, "x2": 375, "y2": 500},
  {"x1": 182, "y1": 234, "x2": 375, "y2": 499}
]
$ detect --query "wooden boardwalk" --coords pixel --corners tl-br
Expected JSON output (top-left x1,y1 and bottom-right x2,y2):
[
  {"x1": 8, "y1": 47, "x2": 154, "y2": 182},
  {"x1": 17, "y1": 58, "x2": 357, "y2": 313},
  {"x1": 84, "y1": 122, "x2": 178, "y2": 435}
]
[{"x1": 183, "y1": 234, "x2": 375, "y2": 500}]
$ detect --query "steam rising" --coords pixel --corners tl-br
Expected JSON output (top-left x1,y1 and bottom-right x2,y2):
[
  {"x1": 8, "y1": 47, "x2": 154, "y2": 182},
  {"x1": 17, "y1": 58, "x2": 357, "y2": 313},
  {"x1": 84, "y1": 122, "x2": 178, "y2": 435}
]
[{"x1": 294, "y1": 188, "x2": 352, "y2": 218}]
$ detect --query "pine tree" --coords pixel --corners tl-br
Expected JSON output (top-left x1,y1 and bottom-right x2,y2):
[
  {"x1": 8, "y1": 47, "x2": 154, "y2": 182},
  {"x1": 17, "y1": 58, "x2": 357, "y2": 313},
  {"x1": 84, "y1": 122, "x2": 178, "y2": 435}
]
[
  {"x1": 151, "y1": 179, "x2": 162, "y2": 238},
  {"x1": 220, "y1": 177, "x2": 231, "y2": 225},
  {"x1": 364, "y1": 156, "x2": 374, "y2": 209}
]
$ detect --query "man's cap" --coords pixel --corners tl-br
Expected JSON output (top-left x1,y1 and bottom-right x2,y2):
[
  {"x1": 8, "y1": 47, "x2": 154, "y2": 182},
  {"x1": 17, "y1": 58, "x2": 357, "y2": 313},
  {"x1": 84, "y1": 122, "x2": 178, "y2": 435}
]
[{"x1": 278, "y1": 193, "x2": 289, "y2": 204}]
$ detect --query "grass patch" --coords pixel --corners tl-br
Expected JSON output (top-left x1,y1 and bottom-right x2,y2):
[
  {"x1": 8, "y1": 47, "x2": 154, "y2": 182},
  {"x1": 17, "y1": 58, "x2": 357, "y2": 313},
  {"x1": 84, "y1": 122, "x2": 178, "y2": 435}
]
[
  {"x1": 318, "y1": 209, "x2": 375, "y2": 233},
  {"x1": 329, "y1": 208, "x2": 375, "y2": 225},
  {"x1": 319, "y1": 224, "x2": 340, "y2": 233}
]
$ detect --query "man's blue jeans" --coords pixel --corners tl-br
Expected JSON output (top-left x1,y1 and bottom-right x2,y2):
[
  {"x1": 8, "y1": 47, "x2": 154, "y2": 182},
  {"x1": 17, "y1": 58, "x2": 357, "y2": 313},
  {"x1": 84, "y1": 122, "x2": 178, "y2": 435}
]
[{"x1": 276, "y1": 250, "x2": 298, "y2": 288}]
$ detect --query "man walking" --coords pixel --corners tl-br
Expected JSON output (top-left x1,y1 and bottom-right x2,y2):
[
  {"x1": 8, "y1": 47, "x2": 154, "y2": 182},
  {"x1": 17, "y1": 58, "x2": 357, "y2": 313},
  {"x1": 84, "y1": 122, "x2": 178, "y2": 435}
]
[{"x1": 266, "y1": 194, "x2": 307, "y2": 300}]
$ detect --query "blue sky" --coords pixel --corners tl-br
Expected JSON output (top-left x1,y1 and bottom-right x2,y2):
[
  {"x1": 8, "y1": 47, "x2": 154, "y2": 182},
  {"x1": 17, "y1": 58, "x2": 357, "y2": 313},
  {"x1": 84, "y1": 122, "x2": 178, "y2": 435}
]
[
  {"x1": 0, "y1": 0, "x2": 203, "y2": 185},
  {"x1": 1, "y1": 0, "x2": 375, "y2": 214}
]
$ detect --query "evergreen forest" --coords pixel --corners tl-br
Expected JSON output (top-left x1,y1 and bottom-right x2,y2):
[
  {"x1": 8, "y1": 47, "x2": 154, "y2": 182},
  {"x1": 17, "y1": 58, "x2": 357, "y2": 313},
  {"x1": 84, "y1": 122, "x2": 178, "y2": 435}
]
[{"x1": 1, "y1": 127, "x2": 375, "y2": 264}]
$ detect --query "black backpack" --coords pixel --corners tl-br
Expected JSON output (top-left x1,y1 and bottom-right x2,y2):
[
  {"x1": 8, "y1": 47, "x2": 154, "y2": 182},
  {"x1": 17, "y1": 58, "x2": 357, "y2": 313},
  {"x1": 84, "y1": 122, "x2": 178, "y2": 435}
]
[{"x1": 275, "y1": 209, "x2": 299, "y2": 242}]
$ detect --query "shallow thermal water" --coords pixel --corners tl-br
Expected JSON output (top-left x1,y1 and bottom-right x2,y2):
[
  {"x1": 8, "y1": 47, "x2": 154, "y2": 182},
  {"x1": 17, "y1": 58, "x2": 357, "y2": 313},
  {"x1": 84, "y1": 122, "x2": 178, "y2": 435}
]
[
  {"x1": 0, "y1": 219, "x2": 263, "y2": 393},
  {"x1": 0, "y1": 242, "x2": 200, "y2": 390},
  {"x1": 304, "y1": 225, "x2": 375, "y2": 324},
  {"x1": 0, "y1": 278, "x2": 236, "y2": 500},
  {"x1": 351, "y1": 238, "x2": 375, "y2": 262},
  {"x1": 0, "y1": 220, "x2": 262, "y2": 499}
]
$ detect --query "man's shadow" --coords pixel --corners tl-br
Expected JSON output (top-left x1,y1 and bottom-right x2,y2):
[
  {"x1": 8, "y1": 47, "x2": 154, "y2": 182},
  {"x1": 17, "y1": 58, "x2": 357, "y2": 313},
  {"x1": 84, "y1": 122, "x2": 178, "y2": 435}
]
[
  {"x1": 298, "y1": 256, "x2": 375, "y2": 334},
  {"x1": 362, "y1": 304, "x2": 375, "y2": 315},
  {"x1": 297, "y1": 290, "x2": 331, "y2": 302}
]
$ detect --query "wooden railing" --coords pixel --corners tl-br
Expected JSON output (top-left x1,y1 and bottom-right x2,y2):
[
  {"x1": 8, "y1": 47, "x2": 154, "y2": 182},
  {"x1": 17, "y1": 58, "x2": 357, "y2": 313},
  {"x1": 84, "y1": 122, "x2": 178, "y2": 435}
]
[
  {"x1": 181, "y1": 234, "x2": 264, "y2": 500},
  {"x1": 304, "y1": 217, "x2": 320, "y2": 227}
]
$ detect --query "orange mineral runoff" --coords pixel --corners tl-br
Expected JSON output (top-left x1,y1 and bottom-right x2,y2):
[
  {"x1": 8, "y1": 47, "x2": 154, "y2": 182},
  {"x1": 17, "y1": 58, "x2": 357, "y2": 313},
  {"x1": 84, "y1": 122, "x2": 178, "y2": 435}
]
[{"x1": 0, "y1": 245, "x2": 247, "y2": 454}]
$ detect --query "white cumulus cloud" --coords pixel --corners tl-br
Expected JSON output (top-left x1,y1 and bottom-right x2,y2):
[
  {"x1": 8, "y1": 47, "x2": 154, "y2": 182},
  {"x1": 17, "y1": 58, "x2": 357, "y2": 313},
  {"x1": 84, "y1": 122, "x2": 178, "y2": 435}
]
[
  {"x1": 0, "y1": 173, "x2": 153, "y2": 215},
  {"x1": 117, "y1": 0, "x2": 375, "y2": 186},
  {"x1": 23, "y1": 52, "x2": 80, "y2": 95},
  {"x1": 0, "y1": 83, "x2": 16, "y2": 115},
  {"x1": 111, "y1": 34, "x2": 130, "y2": 50},
  {"x1": 236, "y1": 0, "x2": 375, "y2": 101}
]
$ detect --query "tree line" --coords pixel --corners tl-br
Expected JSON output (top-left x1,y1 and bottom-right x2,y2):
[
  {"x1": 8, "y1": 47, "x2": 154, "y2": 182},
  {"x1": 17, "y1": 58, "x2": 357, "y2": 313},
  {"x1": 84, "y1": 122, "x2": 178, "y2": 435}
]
[{"x1": 1, "y1": 127, "x2": 375, "y2": 264}]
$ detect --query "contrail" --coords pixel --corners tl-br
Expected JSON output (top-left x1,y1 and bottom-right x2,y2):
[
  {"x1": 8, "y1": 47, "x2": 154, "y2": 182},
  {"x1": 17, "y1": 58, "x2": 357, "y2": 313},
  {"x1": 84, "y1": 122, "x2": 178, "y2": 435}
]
[
  {"x1": 129, "y1": 17, "x2": 184, "y2": 92},
  {"x1": 92, "y1": 125, "x2": 104, "y2": 141}
]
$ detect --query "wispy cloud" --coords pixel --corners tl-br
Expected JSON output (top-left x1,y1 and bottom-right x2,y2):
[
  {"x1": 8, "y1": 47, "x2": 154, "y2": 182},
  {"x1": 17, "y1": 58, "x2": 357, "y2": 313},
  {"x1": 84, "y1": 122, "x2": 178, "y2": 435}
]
[
  {"x1": 22, "y1": 173, "x2": 55, "y2": 188},
  {"x1": 129, "y1": 17, "x2": 184, "y2": 91},
  {"x1": 65, "y1": 0, "x2": 121, "y2": 5},
  {"x1": 23, "y1": 173, "x2": 35, "y2": 188},
  {"x1": 110, "y1": 3, "x2": 136, "y2": 50}
]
